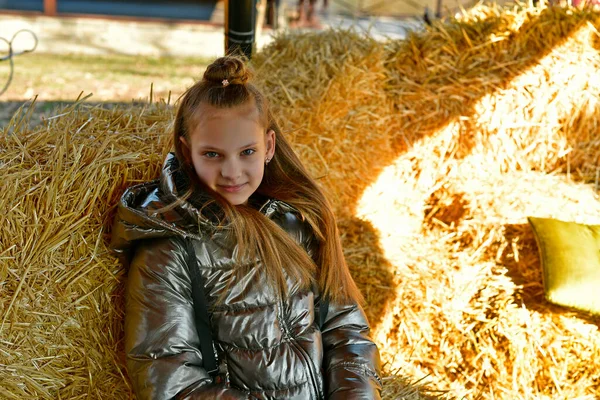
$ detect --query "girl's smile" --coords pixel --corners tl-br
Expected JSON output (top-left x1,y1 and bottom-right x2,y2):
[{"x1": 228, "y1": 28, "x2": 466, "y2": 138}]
[{"x1": 217, "y1": 183, "x2": 248, "y2": 193}]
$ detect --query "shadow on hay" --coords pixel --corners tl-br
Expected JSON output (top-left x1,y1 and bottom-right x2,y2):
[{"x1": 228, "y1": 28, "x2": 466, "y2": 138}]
[
  {"x1": 424, "y1": 191, "x2": 469, "y2": 228},
  {"x1": 338, "y1": 218, "x2": 395, "y2": 327},
  {"x1": 349, "y1": 9, "x2": 600, "y2": 328},
  {"x1": 497, "y1": 223, "x2": 600, "y2": 327}
]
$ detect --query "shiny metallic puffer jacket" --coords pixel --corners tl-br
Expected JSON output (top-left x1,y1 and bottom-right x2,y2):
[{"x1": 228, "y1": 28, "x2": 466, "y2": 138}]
[{"x1": 110, "y1": 153, "x2": 382, "y2": 399}]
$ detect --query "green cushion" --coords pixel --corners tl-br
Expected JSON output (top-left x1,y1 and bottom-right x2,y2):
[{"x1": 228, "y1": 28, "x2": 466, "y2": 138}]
[{"x1": 528, "y1": 217, "x2": 600, "y2": 315}]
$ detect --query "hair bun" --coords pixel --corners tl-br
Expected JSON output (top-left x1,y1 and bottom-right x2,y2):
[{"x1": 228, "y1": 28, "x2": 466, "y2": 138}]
[{"x1": 203, "y1": 56, "x2": 252, "y2": 86}]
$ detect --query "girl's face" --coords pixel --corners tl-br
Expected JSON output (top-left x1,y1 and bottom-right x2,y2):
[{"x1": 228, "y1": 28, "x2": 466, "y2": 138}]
[{"x1": 181, "y1": 102, "x2": 275, "y2": 206}]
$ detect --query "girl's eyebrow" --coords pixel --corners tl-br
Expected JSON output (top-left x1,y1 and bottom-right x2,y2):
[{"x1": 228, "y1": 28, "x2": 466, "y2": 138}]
[{"x1": 198, "y1": 142, "x2": 258, "y2": 151}]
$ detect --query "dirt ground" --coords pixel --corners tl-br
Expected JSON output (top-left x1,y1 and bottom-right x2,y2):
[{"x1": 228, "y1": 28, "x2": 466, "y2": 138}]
[{"x1": 0, "y1": 52, "x2": 210, "y2": 127}]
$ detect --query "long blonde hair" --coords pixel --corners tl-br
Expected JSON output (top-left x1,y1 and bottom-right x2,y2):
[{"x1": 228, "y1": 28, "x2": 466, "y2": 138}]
[{"x1": 173, "y1": 55, "x2": 363, "y2": 305}]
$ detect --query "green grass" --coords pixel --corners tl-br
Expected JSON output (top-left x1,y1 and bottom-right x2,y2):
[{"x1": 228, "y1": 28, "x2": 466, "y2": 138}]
[
  {"x1": 0, "y1": 52, "x2": 211, "y2": 103},
  {"x1": 0, "y1": 52, "x2": 211, "y2": 127}
]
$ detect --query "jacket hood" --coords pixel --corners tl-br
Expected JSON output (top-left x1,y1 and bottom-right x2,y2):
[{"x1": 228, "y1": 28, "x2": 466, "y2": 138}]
[{"x1": 110, "y1": 152, "x2": 285, "y2": 266}]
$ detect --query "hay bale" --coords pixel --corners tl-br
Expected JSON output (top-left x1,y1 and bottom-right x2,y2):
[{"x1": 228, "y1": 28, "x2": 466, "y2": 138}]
[
  {"x1": 0, "y1": 101, "x2": 174, "y2": 398},
  {"x1": 2, "y1": 2, "x2": 600, "y2": 399}
]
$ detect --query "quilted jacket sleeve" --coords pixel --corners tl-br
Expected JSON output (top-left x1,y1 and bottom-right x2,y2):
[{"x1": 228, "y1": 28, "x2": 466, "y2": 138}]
[
  {"x1": 125, "y1": 236, "x2": 249, "y2": 400},
  {"x1": 321, "y1": 300, "x2": 383, "y2": 399},
  {"x1": 302, "y1": 230, "x2": 382, "y2": 398}
]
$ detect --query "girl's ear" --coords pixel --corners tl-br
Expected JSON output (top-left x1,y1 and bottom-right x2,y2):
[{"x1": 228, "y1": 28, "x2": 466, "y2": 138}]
[
  {"x1": 179, "y1": 136, "x2": 192, "y2": 163},
  {"x1": 179, "y1": 136, "x2": 188, "y2": 148},
  {"x1": 266, "y1": 129, "x2": 276, "y2": 160}
]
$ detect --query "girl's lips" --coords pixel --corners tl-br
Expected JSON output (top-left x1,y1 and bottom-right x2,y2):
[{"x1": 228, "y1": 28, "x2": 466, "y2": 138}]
[{"x1": 218, "y1": 183, "x2": 247, "y2": 193}]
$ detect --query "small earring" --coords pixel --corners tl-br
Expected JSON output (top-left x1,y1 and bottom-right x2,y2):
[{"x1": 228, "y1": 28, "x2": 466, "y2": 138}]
[{"x1": 265, "y1": 157, "x2": 271, "y2": 165}]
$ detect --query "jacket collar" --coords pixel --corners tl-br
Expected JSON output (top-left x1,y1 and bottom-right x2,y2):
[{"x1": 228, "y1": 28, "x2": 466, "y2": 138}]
[{"x1": 110, "y1": 153, "x2": 300, "y2": 261}]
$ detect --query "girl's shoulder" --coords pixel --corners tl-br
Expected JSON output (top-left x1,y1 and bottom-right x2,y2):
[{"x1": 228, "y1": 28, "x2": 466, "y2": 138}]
[
  {"x1": 263, "y1": 199, "x2": 315, "y2": 251},
  {"x1": 260, "y1": 198, "x2": 299, "y2": 218}
]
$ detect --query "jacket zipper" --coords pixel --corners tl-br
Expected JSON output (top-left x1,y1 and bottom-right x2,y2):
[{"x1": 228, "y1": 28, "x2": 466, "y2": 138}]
[
  {"x1": 291, "y1": 340, "x2": 322, "y2": 399},
  {"x1": 278, "y1": 299, "x2": 322, "y2": 399}
]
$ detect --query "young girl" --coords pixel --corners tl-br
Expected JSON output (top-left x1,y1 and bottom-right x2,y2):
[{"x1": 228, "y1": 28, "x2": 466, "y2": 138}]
[{"x1": 111, "y1": 56, "x2": 382, "y2": 399}]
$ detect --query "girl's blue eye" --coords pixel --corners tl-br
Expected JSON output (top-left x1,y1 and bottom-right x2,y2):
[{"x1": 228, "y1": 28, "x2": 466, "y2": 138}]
[
  {"x1": 204, "y1": 152, "x2": 219, "y2": 158},
  {"x1": 241, "y1": 149, "x2": 256, "y2": 156}
]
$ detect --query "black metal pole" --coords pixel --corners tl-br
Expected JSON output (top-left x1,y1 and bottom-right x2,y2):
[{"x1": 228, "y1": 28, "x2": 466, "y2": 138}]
[{"x1": 225, "y1": 0, "x2": 256, "y2": 59}]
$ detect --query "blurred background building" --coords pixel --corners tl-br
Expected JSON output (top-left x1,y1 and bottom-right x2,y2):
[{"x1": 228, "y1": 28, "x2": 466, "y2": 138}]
[
  {"x1": 0, "y1": 0, "x2": 504, "y2": 22},
  {"x1": 0, "y1": 0, "x2": 218, "y2": 21},
  {"x1": 0, "y1": 0, "x2": 508, "y2": 57}
]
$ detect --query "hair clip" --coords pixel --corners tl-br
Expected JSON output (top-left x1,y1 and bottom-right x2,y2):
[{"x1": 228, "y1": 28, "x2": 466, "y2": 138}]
[{"x1": 222, "y1": 79, "x2": 230, "y2": 87}]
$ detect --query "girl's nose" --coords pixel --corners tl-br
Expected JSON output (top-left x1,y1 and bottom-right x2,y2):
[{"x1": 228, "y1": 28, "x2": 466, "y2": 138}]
[{"x1": 221, "y1": 159, "x2": 242, "y2": 180}]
